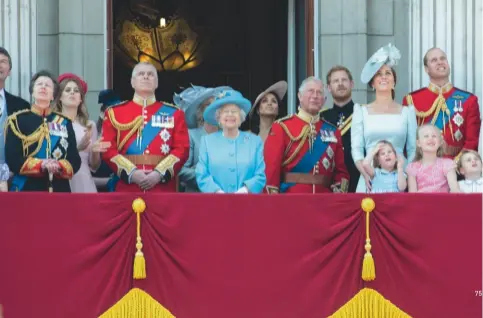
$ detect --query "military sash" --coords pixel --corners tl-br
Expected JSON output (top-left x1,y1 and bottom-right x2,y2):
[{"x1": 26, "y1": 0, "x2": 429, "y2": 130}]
[
  {"x1": 107, "y1": 104, "x2": 177, "y2": 191},
  {"x1": 11, "y1": 115, "x2": 66, "y2": 191},
  {"x1": 280, "y1": 122, "x2": 335, "y2": 193},
  {"x1": 434, "y1": 89, "x2": 470, "y2": 130}
]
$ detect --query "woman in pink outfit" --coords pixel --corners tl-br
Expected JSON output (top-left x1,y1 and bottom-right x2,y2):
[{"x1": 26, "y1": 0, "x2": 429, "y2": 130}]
[
  {"x1": 54, "y1": 73, "x2": 110, "y2": 193},
  {"x1": 406, "y1": 124, "x2": 459, "y2": 192}
]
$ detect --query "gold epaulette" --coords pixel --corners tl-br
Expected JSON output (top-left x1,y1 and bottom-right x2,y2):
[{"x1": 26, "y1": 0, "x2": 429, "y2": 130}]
[
  {"x1": 162, "y1": 101, "x2": 180, "y2": 110},
  {"x1": 404, "y1": 94, "x2": 414, "y2": 106},
  {"x1": 275, "y1": 114, "x2": 293, "y2": 123},
  {"x1": 107, "y1": 100, "x2": 128, "y2": 109},
  {"x1": 7, "y1": 109, "x2": 30, "y2": 120},
  {"x1": 5, "y1": 110, "x2": 50, "y2": 157}
]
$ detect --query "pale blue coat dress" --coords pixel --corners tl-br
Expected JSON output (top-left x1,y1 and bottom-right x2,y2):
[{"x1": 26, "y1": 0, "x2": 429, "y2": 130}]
[
  {"x1": 196, "y1": 131, "x2": 266, "y2": 193},
  {"x1": 351, "y1": 103, "x2": 417, "y2": 193},
  {"x1": 179, "y1": 127, "x2": 208, "y2": 192}
]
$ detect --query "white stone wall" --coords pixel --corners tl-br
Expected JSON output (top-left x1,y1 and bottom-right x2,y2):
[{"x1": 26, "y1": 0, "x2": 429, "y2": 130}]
[
  {"x1": 37, "y1": 0, "x2": 106, "y2": 120},
  {"x1": 409, "y1": 0, "x2": 483, "y2": 112},
  {"x1": 316, "y1": 0, "x2": 481, "y2": 109},
  {"x1": 0, "y1": 0, "x2": 37, "y2": 101}
]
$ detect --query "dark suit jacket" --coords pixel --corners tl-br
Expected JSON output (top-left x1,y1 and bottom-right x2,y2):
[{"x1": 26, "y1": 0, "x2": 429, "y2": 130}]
[{"x1": 5, "y1": 90, "x2": 30, "y2": 115}]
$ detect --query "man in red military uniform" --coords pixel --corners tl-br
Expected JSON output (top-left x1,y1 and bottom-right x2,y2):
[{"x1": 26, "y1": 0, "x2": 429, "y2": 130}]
[
  {"x1": 403, "y1": 47, "x2": 480, "y2": 161},
  {"x1": 102, "y1": 62, "x2": 189, "y2": 192},
  {"x1": 264, "y1": 77, "x2": 349, "y2": 194}
]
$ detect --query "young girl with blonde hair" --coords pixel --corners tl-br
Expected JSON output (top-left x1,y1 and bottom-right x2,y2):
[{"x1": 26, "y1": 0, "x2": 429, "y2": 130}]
[
  {"x1": 406, "y1": 124, "x2": 459, "y2": 192},
  {"x1": 362, "y1": 140, "x2": 406, "y2": 193}
]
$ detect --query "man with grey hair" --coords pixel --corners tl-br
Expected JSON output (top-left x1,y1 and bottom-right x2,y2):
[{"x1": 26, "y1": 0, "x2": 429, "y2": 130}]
[
  {"x1": 101, "y1": 62, "x2": 189, "y2": 192},
  {"x1": 264, "y1": 76, "x2": 349, "y2": 193}
]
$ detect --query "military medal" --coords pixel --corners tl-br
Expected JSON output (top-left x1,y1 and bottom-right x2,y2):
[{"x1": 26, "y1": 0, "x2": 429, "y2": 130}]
[
  {"x1": 337, "y1": 113, "x2": 345, "y2": 128},
  {"x1": 161, "y1": 144, "x2": 170, "y2": 155},
  {"x1": 160, "y1": 129, "x2": 171, "y2": 142},
  {"x1": 454, "y1": 129, "x2": 463, "y2": 141},
  {"x1": 453, "y1": 113, "x2": 464, "y2": 127},
  {"x1": 60, "y1": 137, "x2": 68, "y2": 150},
  {"x1": 453, "y1": 100, "x2": 463, "y2": 113},
  {"x1": 327, "y1": 145, "x2": 334, "y2": 159}
]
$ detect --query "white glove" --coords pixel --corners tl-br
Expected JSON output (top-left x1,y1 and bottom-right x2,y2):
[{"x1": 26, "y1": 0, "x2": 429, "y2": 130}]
[{"x1": 235, "y1": 186, "x2": 249, "y2": 194}]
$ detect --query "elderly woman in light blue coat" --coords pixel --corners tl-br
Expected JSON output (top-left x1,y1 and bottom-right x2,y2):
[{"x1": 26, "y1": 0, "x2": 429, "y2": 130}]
[{"x1": 195, "y1": 89, "x2": 266, "y2": 193}]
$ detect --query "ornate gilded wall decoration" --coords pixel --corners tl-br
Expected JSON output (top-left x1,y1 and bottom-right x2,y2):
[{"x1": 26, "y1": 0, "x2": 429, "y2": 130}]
[{"x1": 114, "y1": 1, "x2": 204, "y2": 72}]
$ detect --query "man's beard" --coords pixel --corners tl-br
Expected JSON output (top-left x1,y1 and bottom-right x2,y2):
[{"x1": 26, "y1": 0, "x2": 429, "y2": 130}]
[{"x1": 333, "y1": 89, "x2": 351, "y2": 103}]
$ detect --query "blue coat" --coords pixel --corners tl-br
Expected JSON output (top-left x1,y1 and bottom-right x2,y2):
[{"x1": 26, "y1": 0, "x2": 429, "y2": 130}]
[{"x1": 196, "y1": 131, "x2": 266, "y2": 193}]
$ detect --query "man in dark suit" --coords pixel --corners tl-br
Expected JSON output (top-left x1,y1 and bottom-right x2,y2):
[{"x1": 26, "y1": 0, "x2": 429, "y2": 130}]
[
  {"x1": 0, "y1": 47, "x2": 30, "y2": 165},
  {"x1": 320, "y1": 65, "x2": 359, "y2": 192}
]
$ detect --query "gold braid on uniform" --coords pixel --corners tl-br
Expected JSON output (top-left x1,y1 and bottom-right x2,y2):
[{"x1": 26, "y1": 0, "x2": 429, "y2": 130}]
[
  {"x1": 6, "y1": 111, "x2": 51, "y2": 158},
  {"x1": 107, "y1": 108, "x2": 144, "y2": 151},
  {"x1": 279, "y1": 122, "x2": 311, "y2": 166},
  {"x1": 407, "y1": 93, "x2": 454, "y2": 140}
]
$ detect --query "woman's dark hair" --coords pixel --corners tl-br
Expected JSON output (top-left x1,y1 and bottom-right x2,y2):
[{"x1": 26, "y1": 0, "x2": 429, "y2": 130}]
[
  {"x1": 368, "y1": 67, "x2": 397, "y2": 100},
  {"x1": 248, "y1": 93, "x2": 282, "y2": 134},
  {"x1": 29, "y1": 70, "x2": 60, "y2": 100}
]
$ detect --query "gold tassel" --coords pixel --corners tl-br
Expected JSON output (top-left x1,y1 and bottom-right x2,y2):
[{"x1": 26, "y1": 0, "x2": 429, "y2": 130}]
[
  {"x1": 361, "y1": 198, "x2": 376, "y2": 281},
  {"x1": 99, "y1": 288, "x2": 175, "y2": 318},
  {"x1": 328, "y1": 288, "x2": 412, "y2": 317},
  {"x1": 132, "y1": 198, "x2": 147, "y2": 279}
]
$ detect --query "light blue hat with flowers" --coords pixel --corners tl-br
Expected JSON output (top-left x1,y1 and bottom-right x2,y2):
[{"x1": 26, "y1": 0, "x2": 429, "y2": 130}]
[
  {"x1": 203, "y1": 89, "x2": 252, "y2": 126},
  {"x1": 361, "y1": 43, "x2": 401, "y2": 84},
  {"x1": 173, "y1": 85, "x2": 232, "y2": 129}
]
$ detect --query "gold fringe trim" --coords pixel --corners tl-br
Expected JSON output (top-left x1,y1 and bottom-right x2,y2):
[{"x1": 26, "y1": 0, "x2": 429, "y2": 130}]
[
  {"x1": 328, "y1": 288, "x2": 411, "y2": 318},
  {"x1": 99, "y1": 288, "x2": 175, "y2": 318},
  {"x1": 132, "y1": 198, "x2": 147, "y2": 279},
  {"x1": 361, "y1": 198, "x2": 376, "y2": 281}
]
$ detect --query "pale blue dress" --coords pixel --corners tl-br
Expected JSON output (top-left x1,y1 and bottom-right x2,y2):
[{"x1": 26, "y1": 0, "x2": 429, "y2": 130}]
[
  {"x1": 196, "y1": 131, "x2": 266, "y2": 193},
  {"x1": 179, "y1": 127, "x2": 208, "y2": 192},
  {"x1": 351, "y1": 103, "x2": 417, "y2": 193}
]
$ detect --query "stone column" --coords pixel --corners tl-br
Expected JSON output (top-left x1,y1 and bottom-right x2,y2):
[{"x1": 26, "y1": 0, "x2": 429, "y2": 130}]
[
  {"x1": 0, "y1": 0, "x2": 37, "y2": 101},
  {"x1": 409, "y1": 0, "x2": 483, "y2": 107}
]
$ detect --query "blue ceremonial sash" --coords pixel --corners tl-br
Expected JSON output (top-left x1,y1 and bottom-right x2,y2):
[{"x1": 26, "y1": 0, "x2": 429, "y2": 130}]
[
  {"x1": 11, "y1": 116, "x2": 65, "y2": 191},
  {"x1": 433, "y1": 89, "x2": 470, "y2": 130},
  {"x1": 107, "y1": 104, "x2": 177, "y2": 192},
  {"x1": 280, "y1": 122, "x2": 335, "y2": 193}
]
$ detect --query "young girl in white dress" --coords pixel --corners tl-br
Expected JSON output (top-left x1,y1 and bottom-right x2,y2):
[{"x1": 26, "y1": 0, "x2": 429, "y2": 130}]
[
  {"x1": 362, "y1": 140, "x2": 406, "y2": 193},
  {"x1": 457, "y1": 150, "x2": 483, "y2": 193}
]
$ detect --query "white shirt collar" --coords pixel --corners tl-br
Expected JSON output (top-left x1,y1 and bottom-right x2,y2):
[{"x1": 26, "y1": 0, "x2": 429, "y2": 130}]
[
  {"x1": 464, "y1": 177, "x2": 483, "y2": 185},
  {"x1": 0, "y1": 88, "x2": 5, "y2": 99}
]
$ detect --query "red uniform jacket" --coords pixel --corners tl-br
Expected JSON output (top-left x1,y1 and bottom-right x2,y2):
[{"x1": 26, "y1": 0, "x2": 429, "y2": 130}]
[
  {"x1": 403, "y1": 83, "x2": 481, "y2": 160},
  {"x1": 264, "y1": 111, "x2": 349, "y2": 194},
  {"x1": 101, "y1": 97, "x2": 189, "y2": 192}
]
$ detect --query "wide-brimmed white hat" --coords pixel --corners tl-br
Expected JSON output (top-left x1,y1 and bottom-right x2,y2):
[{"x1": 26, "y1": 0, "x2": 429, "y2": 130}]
[
  {"x1": 360, "y1": 43, "x2": 401, "y2": 84},
  {"x1": 250, "y1": 81, "x2": 288, "y2": 117}
]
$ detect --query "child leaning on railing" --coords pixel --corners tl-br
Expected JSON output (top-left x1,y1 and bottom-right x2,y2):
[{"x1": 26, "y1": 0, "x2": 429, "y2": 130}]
[{"x1": 0, "y1": 163, "x2": 9, "y2": 192}]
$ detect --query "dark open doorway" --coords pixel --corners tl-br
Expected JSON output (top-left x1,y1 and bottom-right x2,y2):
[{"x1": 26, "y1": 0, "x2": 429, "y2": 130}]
[{"x1": 111, "y1": 0, "x2": 289, "y2": 116}]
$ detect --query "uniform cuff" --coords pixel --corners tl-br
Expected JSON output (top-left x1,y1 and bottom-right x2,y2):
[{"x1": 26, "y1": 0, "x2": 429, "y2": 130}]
[
  {"x1": 56, "y1": 159, "x2": 74, "y2": 179},
  {"x1": 19, "y1": 158, "x2": 44, "y2": 177}
]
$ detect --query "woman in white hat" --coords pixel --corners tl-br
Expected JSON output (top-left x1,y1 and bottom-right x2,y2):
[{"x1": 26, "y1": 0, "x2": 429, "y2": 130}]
[
  {"x1": 174, "y1": 85, "x2": 229, "y2": 192},
  {"x1": 195, "y1": 89, "x2": 266, "y2": 193},
  {"x1": 249, "y1": 81, "x2": 287, "y2": 142},
  {"x1": 351, "y1": 43, "x2": 417, "y2": 193}
]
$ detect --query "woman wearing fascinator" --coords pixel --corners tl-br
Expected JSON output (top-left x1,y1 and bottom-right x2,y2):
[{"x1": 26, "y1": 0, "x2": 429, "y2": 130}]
[
  {"x1": 174, "y1": 85, "x2": 230, "y2": 192},
  {"x1": 351, "y1": 43, "x2": 417, "y2": 193},
  {"x1": 248, "y1": 81, "x2": 287, "y2": 142}
]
